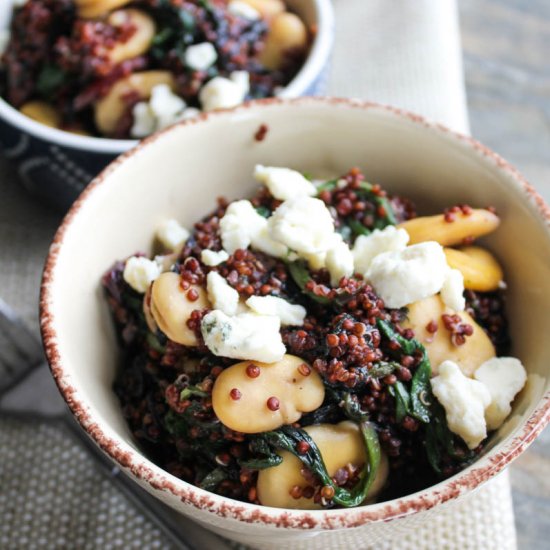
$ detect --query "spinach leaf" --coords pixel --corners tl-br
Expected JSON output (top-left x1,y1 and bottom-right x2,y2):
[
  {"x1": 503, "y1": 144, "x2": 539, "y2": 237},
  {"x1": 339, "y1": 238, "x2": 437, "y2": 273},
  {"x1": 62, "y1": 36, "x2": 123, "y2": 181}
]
[
  {"x1": 288, "y1": 261, "x2": 332, "y2": 305},
  {"x1": 348, "y1": 218, "x2": 371, "y2": 237},
  {"x1": 200, "y1": 467, "x2": 227, "y2": 491},
  {"x1": 179, "y1": 385, "x2": 208, "y2": 400},
  {"x1": 315, "y1": 179, "x2": 338, "y2": 193},
  {"x1": 36, "y1": 65, "x2": 66, "y2": 97},
  {"x1": 255, "y1": 205, "x2": 271, "y2": 218},
  {"x1": 377, "y1": 319, "x2": 432, "y2": 423},
  {"x1": 239, "y1": 455, "x2": 283, "y2": 470},
  {"x1": 388, "y1": 381, "x2": 411, "y2": 422},
  {"x1": 262, "y1": 423, "x2": 381, "y2": 508},
  {"x1": 368, "y1": 361, "x2": 399, "y2": 378}
]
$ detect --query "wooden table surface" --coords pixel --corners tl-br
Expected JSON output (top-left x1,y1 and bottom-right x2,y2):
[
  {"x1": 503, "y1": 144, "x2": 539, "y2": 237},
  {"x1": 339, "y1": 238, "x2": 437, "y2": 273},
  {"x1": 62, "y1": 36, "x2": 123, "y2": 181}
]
[{"x1": 461, "y1": 1, "x2": 550, "y2": 548}]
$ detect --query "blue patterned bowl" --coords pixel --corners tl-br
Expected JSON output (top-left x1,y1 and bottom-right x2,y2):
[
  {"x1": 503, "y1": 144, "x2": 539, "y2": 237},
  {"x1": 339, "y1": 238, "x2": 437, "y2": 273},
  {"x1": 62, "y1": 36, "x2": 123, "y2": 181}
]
[{"x1": 0, "y1": 0, "x2": 334, "y2": 211}]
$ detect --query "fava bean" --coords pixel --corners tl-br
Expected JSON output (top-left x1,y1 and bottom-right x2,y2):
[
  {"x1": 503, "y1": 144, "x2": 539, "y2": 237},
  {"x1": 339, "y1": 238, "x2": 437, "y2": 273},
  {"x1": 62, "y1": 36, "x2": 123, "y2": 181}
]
[
  {"x1": 94, "y1": 71, "x2": 176, "y2": 135},
  {"x1": 403, "y1": 295, "x2": 495, "y2": 377},
  {"x1": 107, "y1": 9, "x2": 156, "y2": 64},
  {"x1": 398, "y1": 209, "x2": 500, "y2": 247},
  {"x1": 260, "y1": 12, "x2": 308, "y2": 70},
  {"x1": 444, "y1": 246, "x2": 503, "y2": 292},
  {"x1": 20, "y1": 101, "x2": 61, "y2": 128},
  {"x1": 149, "y1": 272, "x2": 209, "y2": 346},
  {"x1": 211, "y1": 355, "x2": 324, "y2": 433},
  {"x1": 257, "y1": 421, "x2": 389, "y2": 509}
]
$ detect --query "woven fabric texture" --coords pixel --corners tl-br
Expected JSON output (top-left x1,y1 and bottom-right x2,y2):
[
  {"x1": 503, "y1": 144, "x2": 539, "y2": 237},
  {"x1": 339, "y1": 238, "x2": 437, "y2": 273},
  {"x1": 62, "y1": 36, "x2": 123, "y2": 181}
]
[{"x1": 0, "y1": 1, "x2": 517, "y2": 549}]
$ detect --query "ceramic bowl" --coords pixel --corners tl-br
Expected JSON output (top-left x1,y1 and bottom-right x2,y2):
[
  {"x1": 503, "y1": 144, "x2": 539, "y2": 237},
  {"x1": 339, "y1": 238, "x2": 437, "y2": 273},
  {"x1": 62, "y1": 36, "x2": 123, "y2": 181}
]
[
  {"x1": 0, "y1": 0, "x2": 334, "y2": 211},
  {"x1": 40, "y1": 98, "x2": 550, "y2": 549}
]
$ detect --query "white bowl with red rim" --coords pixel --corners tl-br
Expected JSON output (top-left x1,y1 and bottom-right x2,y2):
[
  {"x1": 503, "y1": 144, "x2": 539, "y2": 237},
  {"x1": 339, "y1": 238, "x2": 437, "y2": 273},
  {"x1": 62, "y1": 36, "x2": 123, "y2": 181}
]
[{"x1": 40, "y1": 97, "x2": 550, "y2": 548}]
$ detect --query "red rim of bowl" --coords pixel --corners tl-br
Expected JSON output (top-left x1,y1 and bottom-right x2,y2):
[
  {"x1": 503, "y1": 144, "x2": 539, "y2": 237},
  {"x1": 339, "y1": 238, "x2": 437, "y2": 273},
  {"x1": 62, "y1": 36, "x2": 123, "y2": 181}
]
[{"x1": 40, "y1": 97, "x2": 550, "y2": 530}]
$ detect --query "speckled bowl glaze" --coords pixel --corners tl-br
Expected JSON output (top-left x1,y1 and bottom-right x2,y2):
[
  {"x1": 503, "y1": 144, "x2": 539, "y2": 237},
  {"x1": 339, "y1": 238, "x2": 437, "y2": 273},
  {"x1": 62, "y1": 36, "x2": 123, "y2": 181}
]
[
  {"x1": 40, "y1": 98, "x2": 550, "y2": 549},
  {"x1": 0, "y1": 0, "x2": 334, "y2": 211}
]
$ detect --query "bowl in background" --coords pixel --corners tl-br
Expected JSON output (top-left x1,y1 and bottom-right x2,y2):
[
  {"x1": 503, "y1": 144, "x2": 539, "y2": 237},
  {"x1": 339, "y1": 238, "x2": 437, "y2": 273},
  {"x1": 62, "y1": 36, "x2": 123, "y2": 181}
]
[
  {"x1": 40, "y1": 98, "x2": 550, "y2": 548},
  {"x1": 0, "y1": 0, "x2": 334, "y2": 211}
]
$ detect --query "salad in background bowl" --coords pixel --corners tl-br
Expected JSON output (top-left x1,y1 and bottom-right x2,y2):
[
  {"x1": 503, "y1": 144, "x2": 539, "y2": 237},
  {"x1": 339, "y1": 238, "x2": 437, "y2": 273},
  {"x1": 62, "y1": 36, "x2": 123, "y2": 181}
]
[{"x1": 0, "y1": 0, "x2": 333, "y2": 209}]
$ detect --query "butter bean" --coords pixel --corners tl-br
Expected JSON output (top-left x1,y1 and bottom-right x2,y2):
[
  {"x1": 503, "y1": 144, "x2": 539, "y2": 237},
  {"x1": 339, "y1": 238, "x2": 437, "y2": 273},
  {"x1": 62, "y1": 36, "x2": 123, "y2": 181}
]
[
  {"x1": 75, "y1": 0, "x2": 133, "y2": 19},
  {"x1": 398, "y1": 209, "x2": 500, "y2": 247},
  {"x1": 94, "y1": 71, "x2": 176, "y2": 135},
  {"x1": 107, "y1": 9, "x2": 156, "y2": 64},
  {"x1": 150, "y1": 272, "x2": 209, "y2": 346},
  {"x1": 238, "y1": 0, "x2": 285, "y2": 19},
  {"x1": 444, "y1": 246, "x2": 503, "y2": 292},
  {"x1": 257, "y1": 421, "x2": 389, "y2": 509},
  {"x1": 403, "y1": 295, "x2": 495, "y2": 377},
  {"x1": 260, "y1": 12, "x2": 308, "y2": 70},
  {"x1": 211, "y1": 355, "x2": 324, "y2": 433},
  {"x1": 20, "y1": 101, "x2": 61, "y2": 128}
]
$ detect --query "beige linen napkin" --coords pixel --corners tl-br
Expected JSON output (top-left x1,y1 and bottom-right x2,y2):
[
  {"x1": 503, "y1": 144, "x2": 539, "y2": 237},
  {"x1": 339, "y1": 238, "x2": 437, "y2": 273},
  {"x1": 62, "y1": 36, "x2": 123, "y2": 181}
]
[{"x1": 0, "y1": 1, "x2": 516, "y2": 549}]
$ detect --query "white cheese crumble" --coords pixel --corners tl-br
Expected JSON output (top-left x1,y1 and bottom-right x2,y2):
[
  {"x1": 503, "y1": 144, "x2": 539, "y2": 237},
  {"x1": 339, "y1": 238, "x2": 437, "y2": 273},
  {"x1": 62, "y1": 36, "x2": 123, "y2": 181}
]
[
  {"x1": 325, "y1": 235, "x2": 354, "y2": 286},
  {"x1": 201, "y1": 310, "x2": 286, "y2": 363},
  {"x1": 219, "y1": 200, "x2": 267, "y2": 253},
  {"x1": 156, "y1": 219, "x2": 190, "y2": 252},
  {"x1": 201, "y1": 249, "x2": 229, "y2": 266},
  {"x1": 352, "y1": 226, "x2": 410, "y2": 275},
  {"x1": 184, "y1": 42, "x2": 218, "y2": 71},
  {"x1": 431, "y1": 360, "x2": 491, "y2": 449},
  {"x1": 253, "y1": 165, "x2": 316, "y2": 201},
  {"x1": 199, "y1": 71, "x2": 250, "y2": 112},
  {"x1": 130, "y1": 85, "x2": 197, "y2": 138},
  {"x1": 251, "y1": 225, "x2": 288, "y2": 258},
  {"x1": 123, "y1": 256, "x2": 162, "y2": 293},
  {"x1": 366, "y1": 242, "x2": 448, "y2": 309},
  {"x1": 246, "y1": 295, "x2": 306, "y2": 326},
  {"x1": 268, "y1": 197, "x2": 335, "y2": 254},
  {"x1": 474, "y1": 357, "x2": 527, "y2": 430},
  {"x1": 228, "y1": 0, "x2": 261, "y2": 19},
  {"x1": 440, "y1": 268, "x2": 466, "y2": 311},
  {"x1": 207, "y1": 272, "x2": 240, "y2": 316}
]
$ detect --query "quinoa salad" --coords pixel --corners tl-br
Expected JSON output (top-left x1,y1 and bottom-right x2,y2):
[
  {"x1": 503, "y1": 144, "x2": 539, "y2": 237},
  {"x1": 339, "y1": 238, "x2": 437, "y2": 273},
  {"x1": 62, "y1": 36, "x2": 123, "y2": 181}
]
[
  {"x1": 0, "y1": 0, "x2": 309, "y2": 138},
  {"x1": 102, "y1": 165, "x2": 527, "y2": 508}
]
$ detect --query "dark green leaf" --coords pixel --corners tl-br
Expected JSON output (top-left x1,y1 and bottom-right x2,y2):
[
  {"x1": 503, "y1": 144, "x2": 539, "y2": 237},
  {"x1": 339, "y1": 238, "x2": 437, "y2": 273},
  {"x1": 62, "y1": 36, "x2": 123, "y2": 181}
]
[
  {"x1": 239, "y1": 455, "x2": 283, "y2": 470},
  {"x1": 36, "y1": 65, "x2": 66, "y2": 97},
  {"x1": 200, "y1": 467, "x2": 227, "y2": 491},
  {"x1": 179, "y1": 385, "x2": 208, "y2": 401},
  {"x1": 368, "y1": 361, "x2": 399, "y2": 378},
  {"x1": 389, "y1": 381, "x2": 411, "y2": 422},
  {"x1": 315, "y1": 179, "x2": 338, "y2": 193},
  {"x1": 288, "y1": 261, "x2": 332, "y2": 305},
  {"x1": 348, "y1": 218, "x2": 371, "y2": 237},
  {"x1": 255, "y1": 206, "x2": 271, "y2": 218}
]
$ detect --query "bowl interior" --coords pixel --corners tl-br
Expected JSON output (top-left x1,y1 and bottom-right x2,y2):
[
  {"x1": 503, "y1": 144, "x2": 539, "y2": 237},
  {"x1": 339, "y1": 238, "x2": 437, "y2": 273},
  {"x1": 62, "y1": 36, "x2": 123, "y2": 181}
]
[{"x1": 43, "y1": 99, "x2": 550, "y2": 529}]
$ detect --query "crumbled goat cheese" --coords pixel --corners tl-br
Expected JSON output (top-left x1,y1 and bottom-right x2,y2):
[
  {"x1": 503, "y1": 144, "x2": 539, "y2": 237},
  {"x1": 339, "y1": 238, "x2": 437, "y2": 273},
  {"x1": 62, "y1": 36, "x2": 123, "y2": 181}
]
[
  {"x1": 246, "y1": 295, "x2": 306, "y2": 326},
  {"x1": 440, "y1": 268, "x2": 466, "y2": 311},
  {"x1": 366, "y1": 241, "x2": 448, "y2": 309},
  {"x1": 251, "y1": 225, "x2": 288, "y2": 258},
  {"x1": 201, "y1": 249, "x2": 229, "y2": 266},
  {"x1": 184, "y1": 42, "x2": 218, "y2": 71},
  {"x1": 431, "y1": 360, "x2": 491, "y2": 449},
  {"x1": 199, "y1": 71, "x2": 249, "y2": 112},
  {"x1": 219, "y1": 200, "x2": 267, "y2": 253},
  {"x1": 156, "y1": 219, "x2": 190, "y2": 252},
  {"x1": 353, "y1": 226, "x2": 410, "y2": 275},
  {"x1": 207, "y1": 272, "x2": 240, "y2": 316},
  {"x1": 123, "y1": 256, "x2": 162, "y2": 293},
  {"x1": 474, "y1": 357, "x2": 527, "y2": 430},
  {"x1": 228, "y1": 0, "x2": 261, "y2": 19},
  {"x1": 325, "y1": 235, "x2": 354, "y2": 286},
  {"x1": 268, "y1": 197, "x2": 335, "y2": 254},
  {"x1": 131, "y1": 85, "x2": 195, "y2": 137},
  {"x1": 201, "y1": 310, "x2": 286, "y2": 363},
  {"x1": 130, "y1": 102, "x2": 156, "y2": 138},
  {"x1": 154, "y1": 254, "x2": 177, "y2": 272},
  {"x1": 253, "y1": 165, "x2": 316, "y2": 201}
]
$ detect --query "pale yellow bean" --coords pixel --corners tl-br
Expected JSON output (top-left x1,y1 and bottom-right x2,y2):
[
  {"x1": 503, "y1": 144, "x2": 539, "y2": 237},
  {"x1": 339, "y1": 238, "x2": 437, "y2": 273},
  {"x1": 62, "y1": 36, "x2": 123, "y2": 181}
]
[
  {"x1": 150, "y1": 272, "x2": 209, "y2": 346},
  {"x1": 403, "y1": 295, "x2": 496, "y2": 377},
  {"x1": 94, "y1": 71, "x2": 176, "y2": 135},
  {"x1": 107, "y1": 9, "x2": 156, "y2": 64},
  {"x1": 260, "y1": 12, "x2": 308, "y2": 70},
  {"x1": 238, "y1": 0, "x2": 285, "y2": 19},
  {"x1": 257, "y1": 421, "x2": 389, "y2": 509},
  {"x1": 75, "y1": 0, "x2": 133, "y2": 19},
  {"x1": 398, "y1": 209, "x2": 500, "y2": 247},
  {"x1": 211, "y1": 355, "x2": 324, "y2": 433},
  {"x1": 20, "y1": 101, "x2": 61, "y2": 128},
  {"x1": 444, "y1": 246, "x2": 504, "y2": 292}
]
